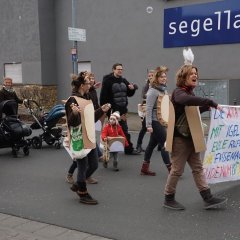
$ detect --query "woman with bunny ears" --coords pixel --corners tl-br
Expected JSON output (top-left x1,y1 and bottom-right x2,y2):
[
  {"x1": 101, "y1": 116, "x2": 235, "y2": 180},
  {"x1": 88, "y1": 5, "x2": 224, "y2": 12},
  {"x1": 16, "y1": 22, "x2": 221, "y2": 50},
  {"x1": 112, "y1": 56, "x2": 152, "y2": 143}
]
[{"x1": 163, "y1": 48, "x2": 227, "y2": 210}]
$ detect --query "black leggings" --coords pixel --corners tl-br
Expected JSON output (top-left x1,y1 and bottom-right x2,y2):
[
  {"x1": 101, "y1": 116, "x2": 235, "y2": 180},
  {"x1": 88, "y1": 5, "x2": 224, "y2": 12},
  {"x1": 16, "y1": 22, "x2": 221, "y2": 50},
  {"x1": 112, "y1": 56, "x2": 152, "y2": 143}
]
[{"x1": 144, "y1": 120, "x2": 170, "y2": 165}]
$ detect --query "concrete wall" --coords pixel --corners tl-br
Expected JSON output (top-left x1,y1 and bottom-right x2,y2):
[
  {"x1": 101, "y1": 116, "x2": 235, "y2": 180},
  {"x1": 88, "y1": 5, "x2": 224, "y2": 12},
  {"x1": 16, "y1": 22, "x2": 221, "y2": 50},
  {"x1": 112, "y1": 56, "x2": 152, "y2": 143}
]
[
  {"x1": 55, "y1": 0, "x2": 73, "y2": 102},
  {"x1": 55, "y1": 0, "x2": 240, "y2": 111},
  {"x1": 38, "y1": 0, "x2": 56, "y2": 85},
  {"x1": 0, "y1": 0, "x2": 42, "y2": 84},
  {"x1": 0, "y1": 0, "x2": 239, "y2": 110}
]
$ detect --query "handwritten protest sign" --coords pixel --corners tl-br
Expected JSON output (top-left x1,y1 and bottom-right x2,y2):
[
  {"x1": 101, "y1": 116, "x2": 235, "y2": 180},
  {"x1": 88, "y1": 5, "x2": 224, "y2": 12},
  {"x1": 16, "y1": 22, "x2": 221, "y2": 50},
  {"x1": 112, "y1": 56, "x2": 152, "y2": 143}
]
[{"x1": 203, "y1": 105, "x2": 240, "y2": 184}]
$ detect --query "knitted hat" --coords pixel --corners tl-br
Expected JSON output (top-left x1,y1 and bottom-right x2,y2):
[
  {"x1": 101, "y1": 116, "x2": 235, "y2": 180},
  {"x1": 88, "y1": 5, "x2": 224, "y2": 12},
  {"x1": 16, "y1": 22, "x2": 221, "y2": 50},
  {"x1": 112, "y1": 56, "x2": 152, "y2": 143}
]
[
  {"x1": 111, "y1": 111, "x2": 120, "y2": 120},
  {"x1": 109, "y1": 111, "x2": 120, "y2": 125}
]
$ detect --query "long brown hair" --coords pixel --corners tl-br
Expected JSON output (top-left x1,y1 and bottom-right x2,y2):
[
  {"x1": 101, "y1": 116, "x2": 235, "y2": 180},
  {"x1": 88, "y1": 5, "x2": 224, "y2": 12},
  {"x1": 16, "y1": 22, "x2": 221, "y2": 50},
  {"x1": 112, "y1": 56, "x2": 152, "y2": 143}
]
[{"x1": 150, "y1": 66, "x2": 168, "y2": 88}]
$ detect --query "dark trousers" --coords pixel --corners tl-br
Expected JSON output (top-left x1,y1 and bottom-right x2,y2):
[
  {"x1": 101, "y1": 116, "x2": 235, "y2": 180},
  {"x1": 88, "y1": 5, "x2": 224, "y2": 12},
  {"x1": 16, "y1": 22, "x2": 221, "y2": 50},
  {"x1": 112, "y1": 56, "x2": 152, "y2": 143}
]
[
  {"x1": 119, "y1": 119, "x2": 134, "y2": 154},
  {"x1": 67, "y1": 148, "x2": 98, "y2": 192},
  {"x1": 67, "y1": 148, "x2": 98, "y2": 185},
  {"x1": 96, "y1": 142, "x2": 103, "y2": 158},
  {"x1": 137, "y1": 117, "x2": 147, "y2": 146},
  {"x1": 68, "y1": 160, "x2": 77, "y2": 175},
  {"x1": 144, "y1": 120, "x2": 170, "y2": 165}
]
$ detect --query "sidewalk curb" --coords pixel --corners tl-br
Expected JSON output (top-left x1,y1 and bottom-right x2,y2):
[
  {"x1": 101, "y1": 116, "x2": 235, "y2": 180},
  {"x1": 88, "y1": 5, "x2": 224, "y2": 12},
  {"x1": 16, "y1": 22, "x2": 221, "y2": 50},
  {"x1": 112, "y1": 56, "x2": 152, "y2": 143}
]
[{"x1": 0, "y1": 213, "x2": 112, "y2": 240}]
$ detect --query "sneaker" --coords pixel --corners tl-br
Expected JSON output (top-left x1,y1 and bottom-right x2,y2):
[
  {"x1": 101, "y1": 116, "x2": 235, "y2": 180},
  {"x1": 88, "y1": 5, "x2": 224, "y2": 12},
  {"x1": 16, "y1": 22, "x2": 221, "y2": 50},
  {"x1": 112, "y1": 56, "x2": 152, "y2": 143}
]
[
  {"x1": 163, "y1": 200, "x2": 185, "y2": 210},
  {"x1": 79, "y1": 192, "x2": 98, "y2": 205},
  {"x1": 86, "y1": 177, "x2": 98, "y2": 184},
  {"x1": 204, "y1": 196, "x2": 227, "y2": 209},
  {"x1": 66, "y1": 174, "x2": 74, "y2": 184}
]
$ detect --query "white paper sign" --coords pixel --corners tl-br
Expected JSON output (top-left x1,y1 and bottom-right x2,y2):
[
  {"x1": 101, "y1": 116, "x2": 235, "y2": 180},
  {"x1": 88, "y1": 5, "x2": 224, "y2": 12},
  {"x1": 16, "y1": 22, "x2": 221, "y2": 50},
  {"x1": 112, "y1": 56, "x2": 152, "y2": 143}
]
[
  {"x1": 68, "y1": 27, "x2": 86, "y2": 42},
  {"x1": 203, "y1": 105, "x2": 240, "y2": 184}
]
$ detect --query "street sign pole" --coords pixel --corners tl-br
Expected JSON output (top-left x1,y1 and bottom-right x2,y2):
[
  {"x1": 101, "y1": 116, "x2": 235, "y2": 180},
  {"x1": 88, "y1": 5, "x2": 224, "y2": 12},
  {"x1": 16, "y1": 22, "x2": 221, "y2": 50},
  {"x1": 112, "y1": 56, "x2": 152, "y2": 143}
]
[{"x1": 72, "y1": 0, "x2": 78, "y2": 75}]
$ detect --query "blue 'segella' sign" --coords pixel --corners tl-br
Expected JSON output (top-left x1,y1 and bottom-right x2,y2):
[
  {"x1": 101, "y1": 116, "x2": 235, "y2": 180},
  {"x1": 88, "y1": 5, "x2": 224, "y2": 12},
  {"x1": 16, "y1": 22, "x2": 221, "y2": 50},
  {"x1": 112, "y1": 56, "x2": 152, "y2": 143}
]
[{"x1": 164, "y1": 0, "x2": 240, "y2": 48}]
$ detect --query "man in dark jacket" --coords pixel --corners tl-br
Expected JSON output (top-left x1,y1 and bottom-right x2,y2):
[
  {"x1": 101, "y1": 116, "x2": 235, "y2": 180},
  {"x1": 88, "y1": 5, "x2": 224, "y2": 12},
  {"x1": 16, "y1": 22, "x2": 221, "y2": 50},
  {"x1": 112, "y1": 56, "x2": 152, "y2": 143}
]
[
  {"x1": 0, "y1": 77, "x2": 24, "y2": 115},
  {"x1": 0, "y1": 77, "x2": 23, "y2": 104},
  {"x1": 100, "y1": 63, "x2": 139, "y2": 155}
]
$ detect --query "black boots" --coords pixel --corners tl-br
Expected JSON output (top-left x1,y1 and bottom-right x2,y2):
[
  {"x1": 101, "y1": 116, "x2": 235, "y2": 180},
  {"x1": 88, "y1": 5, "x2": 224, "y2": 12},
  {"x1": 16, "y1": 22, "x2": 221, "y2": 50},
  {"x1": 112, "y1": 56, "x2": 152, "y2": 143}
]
[
  {"x1": 163, "y1": 194, "x2": 185, "y2": 210},
  {"x1": 70, "y1": 182, "x2": 98, "y2": 205},
  {"x1": 164, "y1": 190, "x2": 227, "y2": 210},
  {"x1": 200, "y1": 189, "x2": 227, "y2": 209}
]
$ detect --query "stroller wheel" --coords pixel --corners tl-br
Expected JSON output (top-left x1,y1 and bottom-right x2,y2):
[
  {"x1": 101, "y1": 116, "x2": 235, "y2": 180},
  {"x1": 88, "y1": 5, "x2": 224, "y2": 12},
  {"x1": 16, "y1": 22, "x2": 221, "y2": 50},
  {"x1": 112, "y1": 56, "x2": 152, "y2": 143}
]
[
  {"x1": 26, "y1": 138, "x2": 32, "y2": 147},
  {"x1": 32, "y1": 136, "x2": 42, "y2": 149},
  {"x1": 55, "y1": 142, "x2": 61, "y2": 149},
  {"x1": 23, "y1": 146, "x2": 30, "y2": 156},
  {"x1": 45, "y1": 139, "x2": 55, "y2": 145},
  {"x1": 12, "y1": 146, "x2": 19, "y2": 157}
]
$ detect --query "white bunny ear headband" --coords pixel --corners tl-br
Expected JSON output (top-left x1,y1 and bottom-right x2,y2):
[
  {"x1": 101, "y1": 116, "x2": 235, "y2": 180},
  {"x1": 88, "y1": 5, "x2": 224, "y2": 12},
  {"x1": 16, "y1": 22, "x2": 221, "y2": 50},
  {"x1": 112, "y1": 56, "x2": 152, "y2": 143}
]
[{"x1": 183, "y1": 47, "x2": 194, "y2": 65}]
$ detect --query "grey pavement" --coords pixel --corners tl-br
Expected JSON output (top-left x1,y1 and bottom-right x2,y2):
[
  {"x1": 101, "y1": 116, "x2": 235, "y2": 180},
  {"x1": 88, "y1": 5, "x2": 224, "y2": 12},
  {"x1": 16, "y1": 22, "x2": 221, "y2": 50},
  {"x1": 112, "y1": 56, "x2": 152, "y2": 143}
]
[
  {"x1": 0, "y1": 114, "x2": 239, "y2": 240},
  {"x1": 0, "y1": 213, "x2": 111, "y2": 240},
  {"x1": 0, "y1": 113, "x2": 141, "y2": 240}
]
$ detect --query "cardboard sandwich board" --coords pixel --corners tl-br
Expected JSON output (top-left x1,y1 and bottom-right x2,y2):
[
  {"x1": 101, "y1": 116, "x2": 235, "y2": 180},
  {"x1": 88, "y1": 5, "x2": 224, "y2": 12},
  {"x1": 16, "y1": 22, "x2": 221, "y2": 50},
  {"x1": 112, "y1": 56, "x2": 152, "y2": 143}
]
[
  {"x1": 165, "y1": 101, "x2": 175, "y2": 152},
  {"x1": 185, "y1": 106, "x2": 206, "y2": 153},
  {"x1": 166, "y1": 105, "x2": 206, "y2": 153},
  {"x1": 73, "y1": 97, "x2": 96, "y2": 149},
  {"x1": 100, "y1": 136, "x2": 125, "y2": 152}
]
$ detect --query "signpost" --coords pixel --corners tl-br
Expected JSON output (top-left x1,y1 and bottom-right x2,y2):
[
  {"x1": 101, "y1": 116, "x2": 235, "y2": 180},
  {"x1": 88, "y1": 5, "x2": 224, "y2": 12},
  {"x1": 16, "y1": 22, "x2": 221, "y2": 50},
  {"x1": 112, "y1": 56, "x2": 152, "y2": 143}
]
[
  {"x1": 68, "y1": 27, "x2": 86, "y2": 42},
  {"x1": 68, "y1": 27, "x2": 87, "y2": 74},
  {"x1": 70, "y1": 0, "x2": 87, "y2": 74}
]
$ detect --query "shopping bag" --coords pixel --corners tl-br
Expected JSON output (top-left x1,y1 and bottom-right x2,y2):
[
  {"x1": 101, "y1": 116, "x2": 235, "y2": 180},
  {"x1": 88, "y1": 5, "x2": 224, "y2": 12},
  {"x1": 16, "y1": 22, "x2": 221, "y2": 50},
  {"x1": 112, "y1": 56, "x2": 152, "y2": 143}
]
[{"x1": 63, "y1": 125, "x2": 91, "y2": 159}]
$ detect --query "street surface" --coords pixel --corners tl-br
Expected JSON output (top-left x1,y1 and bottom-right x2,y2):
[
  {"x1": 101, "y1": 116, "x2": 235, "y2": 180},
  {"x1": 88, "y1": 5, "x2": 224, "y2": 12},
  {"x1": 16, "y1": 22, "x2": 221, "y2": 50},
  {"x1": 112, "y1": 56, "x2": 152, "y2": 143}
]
[{"x1": 0, "y1": 131, "x2": 239, "y2": 240}]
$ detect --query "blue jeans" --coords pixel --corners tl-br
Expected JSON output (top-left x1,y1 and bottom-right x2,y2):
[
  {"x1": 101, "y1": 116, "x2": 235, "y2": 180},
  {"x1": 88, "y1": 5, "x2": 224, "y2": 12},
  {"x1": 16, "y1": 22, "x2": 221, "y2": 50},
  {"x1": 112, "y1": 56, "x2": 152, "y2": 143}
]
[
  {"x1": 76, "y1": 148, "x2": 98, "y2": 182},
  {"x1": 144, "y1": 120, "x2": 170, "y2": 165}
]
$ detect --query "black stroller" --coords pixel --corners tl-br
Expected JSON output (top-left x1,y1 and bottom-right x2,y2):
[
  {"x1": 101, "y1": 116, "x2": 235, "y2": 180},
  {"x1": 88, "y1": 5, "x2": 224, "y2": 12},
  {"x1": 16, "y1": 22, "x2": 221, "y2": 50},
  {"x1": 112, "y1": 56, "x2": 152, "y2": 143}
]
[
  {"x1": 0, "y1": 100, "x2": 32, "y2": 156},
  {"x1": 24, "y1": 99, "x2": 65, "y2": 149}
]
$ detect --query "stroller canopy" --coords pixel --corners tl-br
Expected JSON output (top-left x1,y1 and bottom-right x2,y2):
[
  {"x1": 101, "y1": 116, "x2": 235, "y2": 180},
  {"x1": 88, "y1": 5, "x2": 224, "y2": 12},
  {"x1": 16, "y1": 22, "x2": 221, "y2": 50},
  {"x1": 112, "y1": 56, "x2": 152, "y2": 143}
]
[{"x1": 0, "y1": 100, "x2": 18, "y2": 118}]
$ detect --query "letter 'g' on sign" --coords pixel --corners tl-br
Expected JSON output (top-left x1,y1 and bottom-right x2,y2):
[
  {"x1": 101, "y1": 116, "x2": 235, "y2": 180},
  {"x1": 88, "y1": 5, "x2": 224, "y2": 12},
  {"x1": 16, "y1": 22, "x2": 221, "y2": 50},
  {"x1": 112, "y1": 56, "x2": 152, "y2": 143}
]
[{"x1": 164, "y1": 0, "x2": 240, "y2": 48}]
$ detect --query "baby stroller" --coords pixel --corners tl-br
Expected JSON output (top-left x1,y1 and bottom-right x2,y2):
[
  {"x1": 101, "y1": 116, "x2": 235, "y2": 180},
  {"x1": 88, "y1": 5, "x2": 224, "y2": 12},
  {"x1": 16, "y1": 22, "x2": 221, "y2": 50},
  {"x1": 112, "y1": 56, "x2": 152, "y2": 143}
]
[
  {"x1": 0, "y1": 100, "x2": 32, "y2": 157},
  {"x1": 24, "y1": 99, "x2": 65, "y2": 149}
]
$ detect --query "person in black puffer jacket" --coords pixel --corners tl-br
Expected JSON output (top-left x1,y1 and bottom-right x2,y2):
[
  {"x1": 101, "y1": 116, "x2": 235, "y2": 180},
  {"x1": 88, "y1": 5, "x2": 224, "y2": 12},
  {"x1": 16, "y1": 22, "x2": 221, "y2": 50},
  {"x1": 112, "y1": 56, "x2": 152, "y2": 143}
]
[{"x1": 100, "y1": 63, "x2": 139, "y2": 155}]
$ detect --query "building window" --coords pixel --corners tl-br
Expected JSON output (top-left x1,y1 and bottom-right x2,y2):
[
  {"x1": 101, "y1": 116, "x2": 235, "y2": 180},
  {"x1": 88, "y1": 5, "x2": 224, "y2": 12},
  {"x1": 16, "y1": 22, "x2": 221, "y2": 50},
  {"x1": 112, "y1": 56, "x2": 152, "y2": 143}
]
[
  {"x1": 78, "y1": 61, "x2": 91, "y2": 74},
  {"x1": 4, "y1": 63, "x2": 23, "y2": 84}
]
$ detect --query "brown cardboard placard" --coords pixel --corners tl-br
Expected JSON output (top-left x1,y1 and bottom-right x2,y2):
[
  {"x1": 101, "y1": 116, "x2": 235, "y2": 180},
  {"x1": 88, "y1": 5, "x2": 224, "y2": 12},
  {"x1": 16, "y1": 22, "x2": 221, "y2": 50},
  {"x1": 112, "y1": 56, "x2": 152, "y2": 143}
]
[
  {"x1": 165, "y1": 101, "x2": 175, "y2": 152},
  {"x1": 73, "y1": 96, "x2": 96, "y2": 149},
  {"x1": 185, "y1": 106, "x2": 206, "y2": 153}
]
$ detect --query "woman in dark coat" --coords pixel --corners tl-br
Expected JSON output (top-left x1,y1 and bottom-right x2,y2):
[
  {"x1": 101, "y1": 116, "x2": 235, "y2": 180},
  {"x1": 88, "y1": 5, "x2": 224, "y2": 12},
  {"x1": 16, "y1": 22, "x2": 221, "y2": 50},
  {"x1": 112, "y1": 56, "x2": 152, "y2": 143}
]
[{"x1": 65, "y1": 74, "x2": 110, "y2": 205}]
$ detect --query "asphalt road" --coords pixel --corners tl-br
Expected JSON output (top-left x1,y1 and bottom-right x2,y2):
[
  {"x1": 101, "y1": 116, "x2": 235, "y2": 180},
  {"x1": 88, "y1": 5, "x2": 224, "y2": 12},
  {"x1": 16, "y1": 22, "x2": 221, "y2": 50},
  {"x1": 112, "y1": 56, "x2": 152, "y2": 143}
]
[{"x1": 0, "y1": 131, "x2": 240, "y2": 240}]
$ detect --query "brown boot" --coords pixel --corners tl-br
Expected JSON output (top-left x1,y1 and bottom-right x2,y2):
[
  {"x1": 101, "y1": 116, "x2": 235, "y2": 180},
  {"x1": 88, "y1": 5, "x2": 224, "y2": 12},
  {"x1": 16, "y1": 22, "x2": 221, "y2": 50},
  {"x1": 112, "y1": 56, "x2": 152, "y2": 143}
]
[
  {"x1": 78, "y1": 191, "x2": 98, "y2": 205},
  {"x1": 140, "y1": 161, "x2": 156, "y2": 176}
]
